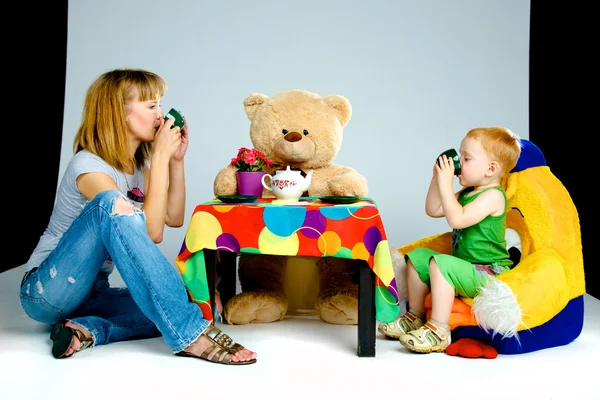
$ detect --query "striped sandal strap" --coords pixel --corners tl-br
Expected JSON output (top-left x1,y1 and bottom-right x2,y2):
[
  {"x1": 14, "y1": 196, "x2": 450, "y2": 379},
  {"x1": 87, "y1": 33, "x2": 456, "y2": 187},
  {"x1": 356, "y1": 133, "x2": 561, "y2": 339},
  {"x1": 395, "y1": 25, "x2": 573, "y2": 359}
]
[
  {"x1": 396, "y1": 312, "x2": 423, "y2": 333},
  {"x1": 410, "y1": 322, "x2": 448, "y2": 346},
  {"x1": 400, "y1": 321, "x2": 450, "y2": 353}
]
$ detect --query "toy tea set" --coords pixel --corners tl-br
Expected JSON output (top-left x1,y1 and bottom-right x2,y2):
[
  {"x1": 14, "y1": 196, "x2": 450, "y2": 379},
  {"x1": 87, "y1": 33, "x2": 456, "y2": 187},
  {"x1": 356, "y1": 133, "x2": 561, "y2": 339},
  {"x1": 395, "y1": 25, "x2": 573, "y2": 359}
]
[{"x1": 218, "y1": 166, "x2": 360, "y2": 204}]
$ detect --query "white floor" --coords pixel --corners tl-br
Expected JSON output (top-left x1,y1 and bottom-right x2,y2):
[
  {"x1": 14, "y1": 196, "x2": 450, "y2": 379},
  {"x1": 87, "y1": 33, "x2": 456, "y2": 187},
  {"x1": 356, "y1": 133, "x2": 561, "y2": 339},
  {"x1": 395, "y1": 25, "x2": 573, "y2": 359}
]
[{"x1": 1, "y1": 264, "x2": 598, "y2": 400}]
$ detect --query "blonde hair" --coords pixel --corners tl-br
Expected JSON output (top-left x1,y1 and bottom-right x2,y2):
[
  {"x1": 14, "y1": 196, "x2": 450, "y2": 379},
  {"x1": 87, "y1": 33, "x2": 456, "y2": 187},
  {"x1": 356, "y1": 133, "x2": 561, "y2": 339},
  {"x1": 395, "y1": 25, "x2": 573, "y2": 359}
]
[
  {"x1": 466, "y1": 127, "x2": 522, "y2": 180},
  {"x1": 73, "y1": 69, "x2": 167, "y2": 171}
]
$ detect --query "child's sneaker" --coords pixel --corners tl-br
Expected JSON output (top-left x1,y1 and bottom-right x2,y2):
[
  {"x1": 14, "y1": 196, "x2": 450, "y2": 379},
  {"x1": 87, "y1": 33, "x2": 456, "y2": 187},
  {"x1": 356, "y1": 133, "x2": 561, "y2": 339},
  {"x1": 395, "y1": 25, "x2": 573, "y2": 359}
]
[
  {"x1": 399, "y1": 321, "x2": 450, "y2": 353},
  {"x1": 377, "y1": 311, "x2": 424, "y2": 339}
]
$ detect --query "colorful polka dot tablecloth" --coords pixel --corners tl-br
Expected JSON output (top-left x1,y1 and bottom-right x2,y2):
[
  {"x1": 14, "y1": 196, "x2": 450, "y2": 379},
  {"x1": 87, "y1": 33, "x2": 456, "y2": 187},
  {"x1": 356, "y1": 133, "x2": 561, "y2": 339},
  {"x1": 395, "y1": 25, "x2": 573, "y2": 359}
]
[{"x1": 175, "y1": 197, "x2": 400, "y2": 323}]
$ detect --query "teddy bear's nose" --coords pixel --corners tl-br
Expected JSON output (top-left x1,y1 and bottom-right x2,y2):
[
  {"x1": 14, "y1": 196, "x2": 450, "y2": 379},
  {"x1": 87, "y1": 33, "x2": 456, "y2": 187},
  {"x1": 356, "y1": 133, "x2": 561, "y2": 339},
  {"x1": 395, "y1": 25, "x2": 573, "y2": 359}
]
[{"x1": 284, "y1": 131, "x2": 303, "y2": 142}]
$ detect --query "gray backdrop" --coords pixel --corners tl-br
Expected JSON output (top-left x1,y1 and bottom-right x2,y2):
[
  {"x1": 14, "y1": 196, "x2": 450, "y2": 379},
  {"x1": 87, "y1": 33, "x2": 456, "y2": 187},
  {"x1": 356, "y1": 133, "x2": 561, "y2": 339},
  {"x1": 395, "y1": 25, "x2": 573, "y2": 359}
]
[{"x1": 61, "y1": 0, "x2": 530, "y2": 267}]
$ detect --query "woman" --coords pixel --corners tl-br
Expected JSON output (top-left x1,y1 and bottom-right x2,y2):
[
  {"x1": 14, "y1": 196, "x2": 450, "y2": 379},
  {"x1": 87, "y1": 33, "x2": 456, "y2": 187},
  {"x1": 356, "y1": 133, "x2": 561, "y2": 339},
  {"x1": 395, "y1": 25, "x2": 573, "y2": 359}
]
[{"x1": 20, "y1": 68, "x2": 256, "y2": 365}]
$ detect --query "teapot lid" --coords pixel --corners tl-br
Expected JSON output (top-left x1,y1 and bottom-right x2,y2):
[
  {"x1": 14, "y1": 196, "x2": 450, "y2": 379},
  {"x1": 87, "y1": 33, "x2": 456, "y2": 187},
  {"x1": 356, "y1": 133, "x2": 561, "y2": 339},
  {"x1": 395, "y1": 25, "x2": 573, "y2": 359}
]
[{"x1": 277, "y1": 166, "x2": 302, "y2": 174}]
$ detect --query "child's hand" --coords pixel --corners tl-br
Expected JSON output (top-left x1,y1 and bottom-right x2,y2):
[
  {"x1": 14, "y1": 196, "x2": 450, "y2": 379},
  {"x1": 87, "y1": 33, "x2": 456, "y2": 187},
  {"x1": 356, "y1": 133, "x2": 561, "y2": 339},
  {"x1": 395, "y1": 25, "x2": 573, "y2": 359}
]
[
  {"x1": 432, "y1": 163, "x2": 439, "y2": 179},
  {"x1": 435, "y1": 155, "x2": 455, "y2": 189}
]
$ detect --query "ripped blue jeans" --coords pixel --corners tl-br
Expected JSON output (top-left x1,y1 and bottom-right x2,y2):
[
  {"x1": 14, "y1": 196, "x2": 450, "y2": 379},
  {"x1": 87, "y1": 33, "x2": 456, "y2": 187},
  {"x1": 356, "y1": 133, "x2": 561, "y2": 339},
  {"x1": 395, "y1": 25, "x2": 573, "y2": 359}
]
[{"x1": 19, "y1": 190, "x2": 210, "y2": 353}]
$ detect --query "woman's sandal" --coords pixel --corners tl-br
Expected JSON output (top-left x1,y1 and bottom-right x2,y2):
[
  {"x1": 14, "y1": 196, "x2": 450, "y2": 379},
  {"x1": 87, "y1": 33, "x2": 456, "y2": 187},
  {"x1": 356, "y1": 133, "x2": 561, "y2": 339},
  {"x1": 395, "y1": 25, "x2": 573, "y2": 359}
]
[
  {"x1": 50, "y1": 321, "x2": 94, "y2": 359},
  {"x1": 176, "y1": 324, "x2": 256, "y2": 365}
]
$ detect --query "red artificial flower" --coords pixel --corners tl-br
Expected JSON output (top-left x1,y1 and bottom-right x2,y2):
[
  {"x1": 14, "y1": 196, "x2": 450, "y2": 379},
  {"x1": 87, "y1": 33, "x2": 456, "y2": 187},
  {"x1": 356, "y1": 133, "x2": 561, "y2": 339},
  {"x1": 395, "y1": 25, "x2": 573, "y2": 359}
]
[{"x1": 230, "y1": 147, "x2": 273, "y2": 172}]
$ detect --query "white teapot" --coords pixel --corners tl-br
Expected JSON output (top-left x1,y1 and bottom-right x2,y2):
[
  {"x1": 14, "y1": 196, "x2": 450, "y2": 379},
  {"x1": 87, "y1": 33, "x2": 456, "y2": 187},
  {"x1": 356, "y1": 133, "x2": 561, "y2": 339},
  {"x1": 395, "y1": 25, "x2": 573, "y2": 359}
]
[{"x1": 261, "y1": 166, "x2": 314, "y2": 201}]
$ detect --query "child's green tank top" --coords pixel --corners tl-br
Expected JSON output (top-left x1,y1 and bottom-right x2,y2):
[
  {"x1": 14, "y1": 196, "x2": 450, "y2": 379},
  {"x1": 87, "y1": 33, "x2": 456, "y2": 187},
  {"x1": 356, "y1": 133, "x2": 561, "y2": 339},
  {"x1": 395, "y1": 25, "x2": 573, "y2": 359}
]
[{"x1": 451, "y1": 186, "x2": 512, "y2": 268}]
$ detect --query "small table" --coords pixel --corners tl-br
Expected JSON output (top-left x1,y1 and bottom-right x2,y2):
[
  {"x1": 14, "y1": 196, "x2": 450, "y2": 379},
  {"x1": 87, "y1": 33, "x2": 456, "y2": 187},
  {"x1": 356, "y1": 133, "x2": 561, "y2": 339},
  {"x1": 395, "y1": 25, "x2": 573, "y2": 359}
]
[{"x1": 175, "y1": 197, "x2": 400, "y2": 357}]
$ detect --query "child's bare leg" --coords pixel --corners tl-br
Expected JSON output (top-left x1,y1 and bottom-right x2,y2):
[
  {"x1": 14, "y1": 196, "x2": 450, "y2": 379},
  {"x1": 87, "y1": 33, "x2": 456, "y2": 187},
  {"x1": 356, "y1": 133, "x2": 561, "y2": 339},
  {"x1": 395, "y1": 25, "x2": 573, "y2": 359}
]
[
  {"x1": 406, "y1": 260, "x2": 429, "y2": 315},
  {"x1": 399, "y1": 259, "x2": 452, "y2": 353},
  {"x1": 429, "y1": 259, "x2": 454, "y2": 325}
]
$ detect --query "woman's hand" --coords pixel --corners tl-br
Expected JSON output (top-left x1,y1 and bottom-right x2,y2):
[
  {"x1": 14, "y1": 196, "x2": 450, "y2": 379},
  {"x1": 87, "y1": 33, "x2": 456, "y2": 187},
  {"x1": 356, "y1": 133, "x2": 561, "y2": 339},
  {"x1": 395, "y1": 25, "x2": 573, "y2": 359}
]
[
  {"x1": 172, "y1": 115, "x2": 189, "y2": 162},
  {"x1": 153, "y1": 117, "x2": 183, "y2": 160}
]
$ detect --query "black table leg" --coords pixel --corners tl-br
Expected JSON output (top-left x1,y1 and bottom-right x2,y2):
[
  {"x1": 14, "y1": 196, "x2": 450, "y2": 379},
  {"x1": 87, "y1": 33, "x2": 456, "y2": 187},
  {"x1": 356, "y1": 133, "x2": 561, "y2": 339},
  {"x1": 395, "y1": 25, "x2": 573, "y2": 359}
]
[
  {"x1": 203, "y1": 250, "x2": 237, "y2": 323},
  {"x1": 216, "y1": 251, "x2": 237, "y2": 323},
  {"x1": 357, "y1": 260, "x2": 376, "y2": 357},
  {"x1": 204, "y1": 250, "x2": 216, "y2": 317}
]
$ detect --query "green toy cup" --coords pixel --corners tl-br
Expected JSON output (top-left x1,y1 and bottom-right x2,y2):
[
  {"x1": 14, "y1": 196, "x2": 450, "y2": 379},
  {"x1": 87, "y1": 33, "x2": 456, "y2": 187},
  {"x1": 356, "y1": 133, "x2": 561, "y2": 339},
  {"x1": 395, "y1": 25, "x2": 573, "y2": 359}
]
[
  {"x1": 437, "y1": 148, "x2": 462, "y2": 175},
  {"x1": 164, "y1": 108, "x2": 184, "y2": 129}
]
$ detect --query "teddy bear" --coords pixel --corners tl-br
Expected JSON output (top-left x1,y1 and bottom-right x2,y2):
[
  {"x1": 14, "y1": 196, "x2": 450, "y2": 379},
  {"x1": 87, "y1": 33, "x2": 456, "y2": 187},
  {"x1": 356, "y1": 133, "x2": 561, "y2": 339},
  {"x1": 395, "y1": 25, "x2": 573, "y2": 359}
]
[
  {"x1": 213, "y1": 89, "x2": 369, "y2": 325},
  {"x1": 388, "y1": 139, "x2": 585, "y2": 355}
]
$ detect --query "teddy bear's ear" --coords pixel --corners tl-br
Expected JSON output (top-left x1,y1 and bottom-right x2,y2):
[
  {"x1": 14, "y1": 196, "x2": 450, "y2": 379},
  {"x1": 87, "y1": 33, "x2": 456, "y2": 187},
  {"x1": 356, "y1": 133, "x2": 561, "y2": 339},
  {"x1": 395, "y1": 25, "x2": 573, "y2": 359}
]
[
  {"x1": 243, "y1": 93, "x2": 269, "y2": 120},
  {"x1": 323, "y1": 94, "x2": 352, "y2": 128}
]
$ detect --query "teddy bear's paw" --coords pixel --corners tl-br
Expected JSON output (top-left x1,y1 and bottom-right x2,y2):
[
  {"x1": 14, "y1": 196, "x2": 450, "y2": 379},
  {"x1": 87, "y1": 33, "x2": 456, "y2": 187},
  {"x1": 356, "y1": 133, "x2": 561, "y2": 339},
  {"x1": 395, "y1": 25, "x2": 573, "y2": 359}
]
[
  {"x1": 214, "y1": 165, "x2": 240, "y2": 196},
  {"x1": 224, "y1": 291, "x2": 288, "y2": 325},
  {"x1": 315, "y1": 290, "x2": 358, "y2": 325},
  {"x1": 326, "y1": 172, "x2": 368, "y2": 198}
]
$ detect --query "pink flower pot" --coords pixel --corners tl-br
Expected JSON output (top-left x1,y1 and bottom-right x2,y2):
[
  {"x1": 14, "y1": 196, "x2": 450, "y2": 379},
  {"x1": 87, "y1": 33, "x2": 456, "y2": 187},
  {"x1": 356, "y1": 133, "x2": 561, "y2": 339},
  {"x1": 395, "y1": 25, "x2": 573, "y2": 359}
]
[{"x1": 236, "y1": 171, "x2": 265, "y2": 197}]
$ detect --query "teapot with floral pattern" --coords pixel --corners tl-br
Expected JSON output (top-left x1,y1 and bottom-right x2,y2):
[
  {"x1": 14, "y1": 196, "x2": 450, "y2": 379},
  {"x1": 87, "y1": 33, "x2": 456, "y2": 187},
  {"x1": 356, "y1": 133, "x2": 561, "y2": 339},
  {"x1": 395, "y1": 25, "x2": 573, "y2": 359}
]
[{"x1": 261, "y1": 166, "x2": 314, "y2": 201}]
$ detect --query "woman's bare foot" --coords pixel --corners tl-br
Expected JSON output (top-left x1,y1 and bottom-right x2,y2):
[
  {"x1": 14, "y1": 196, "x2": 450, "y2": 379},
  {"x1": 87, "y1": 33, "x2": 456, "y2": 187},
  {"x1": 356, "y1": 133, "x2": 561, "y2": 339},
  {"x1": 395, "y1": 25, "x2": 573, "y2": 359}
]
[
  {"x1": 62, "y1": 321, "x2": 92, "y2": 357},
  {"x1": 183, "y1": 328, "x2": 256, "y2": 363}
]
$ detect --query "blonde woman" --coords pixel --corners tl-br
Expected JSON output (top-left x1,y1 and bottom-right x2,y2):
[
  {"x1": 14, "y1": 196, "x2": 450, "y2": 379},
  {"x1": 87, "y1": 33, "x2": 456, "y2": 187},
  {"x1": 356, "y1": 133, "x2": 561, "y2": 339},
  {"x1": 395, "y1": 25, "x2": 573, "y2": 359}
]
[{"x1": 20, "y1": 69, "x2": 256, "y2": 365}]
